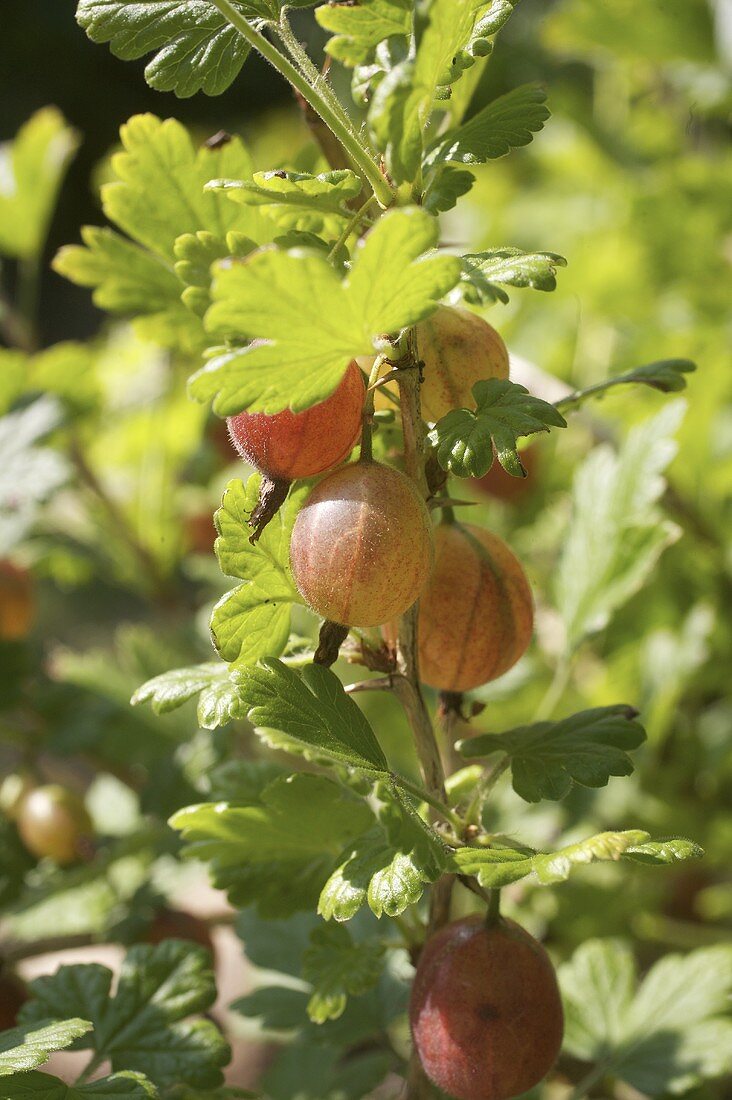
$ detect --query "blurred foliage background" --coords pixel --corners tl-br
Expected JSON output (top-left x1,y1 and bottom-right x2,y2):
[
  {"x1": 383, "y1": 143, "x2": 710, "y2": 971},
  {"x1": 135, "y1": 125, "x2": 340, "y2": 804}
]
[{"x1": 1, "y1": 0, "x2": 731, "y2": 1094}]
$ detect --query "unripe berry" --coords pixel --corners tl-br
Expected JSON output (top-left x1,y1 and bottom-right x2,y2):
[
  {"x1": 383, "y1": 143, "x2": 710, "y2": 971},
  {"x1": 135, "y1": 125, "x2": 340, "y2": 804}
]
[
  {"x1": 17, "y1": 784, "x2": 93, "y2": 865},
  {"x1": 290, "y1": 461, "x2": 434, "y2": 627},
  {"x1": 227, "y1": 361, "x2": 364, "y2": 480},
  {"x1": 418, "y1": 522, "x2": 533, "y2": 692},
  {"x1": 410, "y1": 917, "x2": 564, "y2": 1100}
]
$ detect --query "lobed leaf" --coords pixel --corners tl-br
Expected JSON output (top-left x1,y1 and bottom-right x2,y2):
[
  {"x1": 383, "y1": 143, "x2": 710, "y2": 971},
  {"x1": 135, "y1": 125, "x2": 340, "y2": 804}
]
[
  {"x1": 0, "y1": 1019, "x2": 93, "y2": 1077},
  {"x1": 428, "y1": 84, "x2": 550, "y2": 165},
  {"x1": 194, "y1": 206, "x2": 461, "y2": 415},
  {"x1": 18, "y1": 943, "x2": 227, "y2": 1091},
  {"x1": 316, "y1": 0, "x2": 412, "y2": 67},
  {"x1": 428, "y1": 378, "x2": 566, "y2": 478},
  {"x1": 75, "y1": 0, "x2": 264, "y2": 97},
  {"x1": 302, "y1": 925, "x2": 384, "y2": 1023},
  {"x1": 131, "y1": 661, "x2": 247, "y2": 729},
  {"x1": 233, "y1": 659, "x2": 389, "y2": 774},
  {"x1": 460, "y1": 247, "x2": 567, "y2": 304},
  {"x1": 560, "y1": 939, "x2": 732, "y2": 1095},
  {"x1": 171, "y1": 773, "x2": 373, "y2": 916},
  {"x1": 0, "y1": 1070, "x2": 157, "y2": 1098},
  {"x1": 458, "y1": 705, "x2": 647, "y2": 802},
  {"x1": 208, "y1": 170, "x2": 362, "y2": 234},
  {"x1": 452, "y1": 828, "x2": 702, "y2": 889}
]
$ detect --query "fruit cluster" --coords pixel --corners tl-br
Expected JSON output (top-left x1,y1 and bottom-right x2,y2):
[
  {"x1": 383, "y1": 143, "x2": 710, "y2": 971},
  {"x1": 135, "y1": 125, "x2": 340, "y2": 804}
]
[
  {"x1": 226, "y1": 306, "x2": 534, "y2": 693},
  {"x1": 222, "y1": 306, "x2": 553, "y2": 1100}
]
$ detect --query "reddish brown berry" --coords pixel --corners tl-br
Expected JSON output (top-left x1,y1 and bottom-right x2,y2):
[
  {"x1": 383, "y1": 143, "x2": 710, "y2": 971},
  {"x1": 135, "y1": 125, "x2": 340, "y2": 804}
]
[
  {"x1": 0, "y1": 561, "x2": 34, "y2": 640},
  {"x1": 418, "y1": 522, "x2": 533, "y2": 692},
  {"x1": 227, "y1": 361, "x2": 364, "y2": 480},
  {"x1": 145, "y1": 907, "x2": 214, "y2": 954},
  {"x1": 17, "y1": 785, "x2": 93, "y2": 865},
  {"x1": 0, "y1": 972, "x2": 28, "y2": 1030},
  {"x1": 290, "y1": 461, "x2": 434, "y2": 627},
  {"x1": 411, "y1": 917, "x2": 564, "y2": 1100}
]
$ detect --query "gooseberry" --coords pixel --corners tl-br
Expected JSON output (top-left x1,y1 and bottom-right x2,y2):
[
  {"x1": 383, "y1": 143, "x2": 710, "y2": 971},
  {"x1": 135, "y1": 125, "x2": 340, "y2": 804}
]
[
  {"x1": 290, "y1": 461, "x2": 434, "y2": 627},
  {"x1": 0, "y1": 561, "x2": 34, "y2": 640},
  {"x1": 418, "y1": 522, "x2": 533, "y2": 692},
  {"x1": 17, "y1": 784, "x2": 93, "y2": 865},
  {"x1": 227, "y1": 361, "x2": 365, "y2": 481},
  {"x1": 417, "y1": 306, "x2": 509, "y2": 423},
  {"x1": 410, "y1": 916, "x2": 564, "y2": 1100},
  {"x1": 475, "y1": 445, "x2": 539, "y2": 503},
  {"x1": 0, "y1": 972, "x2": 27, "y2": 1030}
]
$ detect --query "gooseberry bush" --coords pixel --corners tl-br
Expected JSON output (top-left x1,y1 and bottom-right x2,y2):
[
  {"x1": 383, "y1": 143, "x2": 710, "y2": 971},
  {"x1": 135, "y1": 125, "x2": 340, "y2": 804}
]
[{"x1": 1, "y1": 2, "x2": 730, "y2": 1100}]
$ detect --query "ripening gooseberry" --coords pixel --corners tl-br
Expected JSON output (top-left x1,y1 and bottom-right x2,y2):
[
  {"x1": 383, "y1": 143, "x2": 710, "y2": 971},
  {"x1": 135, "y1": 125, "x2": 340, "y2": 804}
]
[
  {"x1": 290, "y1": 461, "x2": 434, "y2": 627},
  {"x1": 417, "y1": 306, "x2": 509, "y2": 422},
  {"x1": 17, "y1": 784, "x2": 93, "y2": 865},
  {"x1": 226, "y1": 361, "x2": 365, "y2": 481},
  {"x1": 417, "y1": 522, "x2": 533, "y2": 692},
  {"x1": 410, "y1": 916, "x2": 564, "y2": 1100},
  {"x1": 0, "y1": 561, "x2": 34, "y2": 640},
  {"x1": 370, "y1": 307, "x2": 509, "y2": 422}
]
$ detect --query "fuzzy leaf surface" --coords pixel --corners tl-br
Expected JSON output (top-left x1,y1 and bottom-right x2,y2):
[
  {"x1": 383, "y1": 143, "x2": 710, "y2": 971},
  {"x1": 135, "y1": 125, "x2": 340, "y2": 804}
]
[
  {"x1": 461, "y1": 247, "x2": 567, "y2": 304},
  {"x1": 208, "y1": 170, "x2": 362, "y2": 234},
  {"x1": 131, "y1": 662, "x2": 246, "y2": 729},
  {"x1": 75, "y1": 0, "x2": 263, "y2": 97},
  {"x1": 0, "y1": 1020, "x2": 93, "y2": 1077},
  {"x1": 233, "y1": 659, "x2": 389, "y2": 774},
  {"x1": 428, "y1": 84, "x2": 549, "y2": 164}
]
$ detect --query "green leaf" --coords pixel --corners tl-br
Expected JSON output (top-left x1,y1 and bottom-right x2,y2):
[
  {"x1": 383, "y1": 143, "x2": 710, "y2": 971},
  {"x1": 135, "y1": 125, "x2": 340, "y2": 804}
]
[
  {"x1": 460, "y1": 247, "x2": 567, "y2": 304},
  {"x1": 0, "y1": 1071, "x2": 157, "y2": 1099},
  {"x1": 302, "y1": 925, "x2": 385, "y2": 1023},
  {"x1": 208, "y1": 170, "x2": 362, "y2": 234},
  {"x1": 423, "y1": 166, "x2": 476, "y2": 214},
  {"x1": 194, "y1": 206, "x2": 461, "y2": 414},
  {"x1": 171, "y1": 774, "x2": 373, "y2": 916},
  {"x1": 174, "y1": 230, "x2": 256, "y2": 318},
  {"x1": 623, "y1": 836, "x2": 706, "y2": 865},
  {"x1": 428, "y1": 84, "x2": 549, "y2": 165},
  {"x1": 0, "y1": 108, "x2": 79, "y2": 258},
  {"x1": 54, "y1": 115, "x2": 264, "y2": 353},
  {"x1": 18, "y1": 943, "x2": 227, "y2": 1091},
  {"x1": 102, "y1": 115, "x2": 261, "y2": 260},
  {"x1": 556, "y1": 401, "x2": 685, "y2": 648},
  {"x1": 458, "y1": 705, "x2": 647, "y2": 802},
  {"x1": 452, "y1": 828, "x2": 702, "y2": 889},
  {"x1": 0, "y1": 396, "x2": 70, "y2": 557},
  {"x1": 315, "y1": 0, "x2": 412, "y2": 66},
  {"x1": 262, "y1": 1043, "x2": 390, "y2": 1100},
  {"x1": 319, "y1": 786, "x2": 449, "y2": 921},
  {"x1": 0, "y1": 1019, "x2": 93, "y2": 1077},
  {"x1": 233, "y1": 659, "x2": 389, "y2": 774},
  {"x1": 53, "y1": 228, "x2": 201, "y2": 352},
  {"x1": 75, "y1": 0, "x2": 261, "y2": 97},
  {"x1": 428, "y1": 378, "x2": 566, "y2": 478},
  {"x1": 211, "y1": 475, "x2": 306, "y2": 665},
  {"x1": 556, "y1": 358, "x2": 697, "y2": 410},
  {"x1": 131, "y1": 662, "x2": 246, "y2": 729},
  {"x1": 560, "y1": 939, "x2": 732, "y2": 1095},
  {"x1": 233, "y1": 986, "x2": 309, "y2": 1031},
  {"x1": 368, "y1": 0, "x2": 521, "y2": 182}
]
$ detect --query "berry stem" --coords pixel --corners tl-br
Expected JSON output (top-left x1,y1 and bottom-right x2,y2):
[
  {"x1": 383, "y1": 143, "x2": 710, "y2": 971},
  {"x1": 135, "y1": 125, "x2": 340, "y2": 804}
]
[{"x1": 208, "y1": 0, "x2": 394, "y2": 208}]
